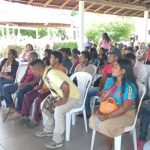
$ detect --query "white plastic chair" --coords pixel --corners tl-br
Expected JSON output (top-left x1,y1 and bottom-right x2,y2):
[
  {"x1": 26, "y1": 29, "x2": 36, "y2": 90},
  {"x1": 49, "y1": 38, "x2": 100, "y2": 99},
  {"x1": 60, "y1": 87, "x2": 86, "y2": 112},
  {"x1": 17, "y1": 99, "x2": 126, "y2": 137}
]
[
  {"x1": 91, "y1": 81, "x2": 146, "y2": 150},
  {"x1": 65, "y1": 72, "x2": 93, "y2": 141},
  {"x1": 15, "y1": 63, "x2": 28, "y2": 83}
]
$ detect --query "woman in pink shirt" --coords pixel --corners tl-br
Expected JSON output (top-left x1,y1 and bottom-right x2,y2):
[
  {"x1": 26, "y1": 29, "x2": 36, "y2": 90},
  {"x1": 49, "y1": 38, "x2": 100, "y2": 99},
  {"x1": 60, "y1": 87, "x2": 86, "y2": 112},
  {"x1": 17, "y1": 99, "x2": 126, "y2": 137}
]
[{"x1": 99, "y1": 33, "x2": 112, "y2": 52}]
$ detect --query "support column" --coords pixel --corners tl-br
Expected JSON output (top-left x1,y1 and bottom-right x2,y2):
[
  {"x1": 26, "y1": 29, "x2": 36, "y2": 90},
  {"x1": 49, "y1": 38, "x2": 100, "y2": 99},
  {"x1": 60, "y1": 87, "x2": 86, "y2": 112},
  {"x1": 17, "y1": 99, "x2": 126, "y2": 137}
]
[
  {"x1": 18, "y1": 28, "x2": 20, "y2": 37},
  {"x1": 78, "y1": 1, "x2": 84, "y2": 51},
  {"x1": 36, "y1": 28, "x2": 38, "y2": 39},
  {"x1": 144, "y1": 11, "x2": 149, "y2": 43},
  {"x1": 6, "y1": 24, "x2": 9, "y2": 38}
]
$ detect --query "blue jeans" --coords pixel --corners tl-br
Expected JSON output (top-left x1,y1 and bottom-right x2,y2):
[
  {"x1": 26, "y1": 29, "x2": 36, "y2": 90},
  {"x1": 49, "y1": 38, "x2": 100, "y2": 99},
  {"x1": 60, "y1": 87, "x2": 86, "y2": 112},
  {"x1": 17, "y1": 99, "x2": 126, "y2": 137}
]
[
  {"x1": 85, "y1": 87, "x2": 98, "y2": 114},
  {"x1": 0, "y1": 77, "x2": 14, "y2": 95},
  {"x1": 139, "y1": 105, "x2": 150, "y2": 141},
  {"x1": 3, "y1": 83, "x2": 32, "y2": 112}
]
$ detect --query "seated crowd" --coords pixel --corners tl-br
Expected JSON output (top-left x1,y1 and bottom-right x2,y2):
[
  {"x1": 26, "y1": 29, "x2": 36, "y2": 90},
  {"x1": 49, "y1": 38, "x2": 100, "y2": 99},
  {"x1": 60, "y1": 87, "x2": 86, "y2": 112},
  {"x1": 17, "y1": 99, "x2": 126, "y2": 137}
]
[{"x1": 1, "y1": 33, "x2": 150, "y2": 150}]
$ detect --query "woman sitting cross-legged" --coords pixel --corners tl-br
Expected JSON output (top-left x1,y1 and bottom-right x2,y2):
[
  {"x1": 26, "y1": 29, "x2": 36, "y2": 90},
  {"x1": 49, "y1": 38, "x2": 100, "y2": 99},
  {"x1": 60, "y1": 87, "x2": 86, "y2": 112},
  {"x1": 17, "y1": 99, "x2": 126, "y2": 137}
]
[{"x1": 89, "y1": 59, "x2": 138, "y2": 150}]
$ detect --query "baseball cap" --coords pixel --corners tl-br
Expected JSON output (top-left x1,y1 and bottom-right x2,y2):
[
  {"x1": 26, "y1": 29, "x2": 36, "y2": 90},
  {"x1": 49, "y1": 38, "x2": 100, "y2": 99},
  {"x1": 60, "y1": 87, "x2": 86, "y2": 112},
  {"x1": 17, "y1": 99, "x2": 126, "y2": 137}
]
[{"x1": 107, "y1": 48, "x2": 122, "y2": 57}]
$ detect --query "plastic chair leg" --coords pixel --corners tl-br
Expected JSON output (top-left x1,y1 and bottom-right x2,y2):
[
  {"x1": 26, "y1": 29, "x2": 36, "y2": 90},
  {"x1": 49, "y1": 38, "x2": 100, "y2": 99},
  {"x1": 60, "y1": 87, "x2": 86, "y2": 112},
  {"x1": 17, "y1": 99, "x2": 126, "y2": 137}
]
[
  {"x1": 72, "y1": 113, "x2": 76, "y2": 126},
  {"x1": 83, "y1": 109, "x2": 88, "y2": 132},
  {"x1": 132, "y1": 128, "x2": 137, "y2": 150},
  {"x1": 91, "y1": 130, "x2": 96, "y2": 150},
  {"x1": 66, "y1": 112, "x2": 71, "y2": 141},
  {"x1": 90, "y1": 98, "x2": 96, "y2": 114},
  {"x1": 114, "y1": 135, "x2": 122, "y2": 150}
]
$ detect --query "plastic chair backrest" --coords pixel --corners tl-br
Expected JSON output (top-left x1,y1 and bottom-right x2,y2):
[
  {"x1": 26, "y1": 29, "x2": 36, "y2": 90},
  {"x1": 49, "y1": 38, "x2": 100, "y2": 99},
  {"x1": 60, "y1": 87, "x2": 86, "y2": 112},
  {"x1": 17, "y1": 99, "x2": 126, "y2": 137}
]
[
  {"x1": 132, "y1": 80, "x2": 146, "y2": 128},
  {"x1": 15, "y1": 63, "x2": 28, "y2": 83},
  {"x1": 70, "y1": 72, "x2": 93, "y2": 107}
]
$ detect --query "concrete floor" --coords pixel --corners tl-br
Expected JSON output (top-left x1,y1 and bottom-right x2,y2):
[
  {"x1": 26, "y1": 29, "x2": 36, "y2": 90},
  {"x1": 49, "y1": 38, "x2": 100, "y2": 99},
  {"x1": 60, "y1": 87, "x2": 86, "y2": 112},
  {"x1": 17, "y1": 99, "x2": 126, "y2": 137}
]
[{"x1": 0, "y1": 108, "x2": 138, "y2": 150}]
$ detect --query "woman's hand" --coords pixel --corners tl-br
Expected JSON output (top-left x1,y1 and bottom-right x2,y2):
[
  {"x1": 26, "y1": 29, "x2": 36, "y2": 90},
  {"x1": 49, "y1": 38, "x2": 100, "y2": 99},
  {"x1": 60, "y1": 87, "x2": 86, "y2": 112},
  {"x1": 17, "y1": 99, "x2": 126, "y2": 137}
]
[
  {"x1": 97, "y1": 114, "x2": 109, "y2": 121},
  {"x1": 94, "y1": 110, "x2": 109, "y2": 121}
]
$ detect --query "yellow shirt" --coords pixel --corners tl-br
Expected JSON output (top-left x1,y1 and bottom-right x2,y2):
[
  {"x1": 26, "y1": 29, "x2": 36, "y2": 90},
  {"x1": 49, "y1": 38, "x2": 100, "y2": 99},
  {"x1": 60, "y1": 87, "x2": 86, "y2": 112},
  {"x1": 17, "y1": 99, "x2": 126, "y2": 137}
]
[{"x1": 43, "y1": 67, "x2": 80, "y2": 100}]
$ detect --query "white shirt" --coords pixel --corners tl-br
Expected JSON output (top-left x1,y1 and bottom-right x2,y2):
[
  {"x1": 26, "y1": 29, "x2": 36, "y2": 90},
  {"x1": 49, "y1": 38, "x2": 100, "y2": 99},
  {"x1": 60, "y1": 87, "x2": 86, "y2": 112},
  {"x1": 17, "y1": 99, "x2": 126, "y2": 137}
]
[{"x1": 134, "y1": 61, "x2": 150, "y2": 83}]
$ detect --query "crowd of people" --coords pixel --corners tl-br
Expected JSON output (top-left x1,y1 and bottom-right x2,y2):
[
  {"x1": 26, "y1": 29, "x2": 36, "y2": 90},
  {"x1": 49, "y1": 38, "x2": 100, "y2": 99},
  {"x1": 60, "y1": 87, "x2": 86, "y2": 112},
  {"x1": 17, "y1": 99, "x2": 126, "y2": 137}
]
[{"x1": 0, "y1": 32, "x2": 150, "y2": 150}]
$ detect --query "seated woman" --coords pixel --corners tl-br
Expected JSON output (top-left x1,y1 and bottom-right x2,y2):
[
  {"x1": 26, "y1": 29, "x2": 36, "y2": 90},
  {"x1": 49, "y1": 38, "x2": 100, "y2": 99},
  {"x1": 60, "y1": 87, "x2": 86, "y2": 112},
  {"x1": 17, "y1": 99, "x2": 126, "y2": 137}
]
[
  {"x1": 42, "y1": 49, "x2": 52, "y2": 66},
  {"x1": 89, "y1": 59, "x2": 137, "y2": 150},
  {"x1": 21, "y1": 44, "x2": 34, "y2": 62},
  {"x1": 0, "y1": 49, "x2": 19, "y2": 97}
]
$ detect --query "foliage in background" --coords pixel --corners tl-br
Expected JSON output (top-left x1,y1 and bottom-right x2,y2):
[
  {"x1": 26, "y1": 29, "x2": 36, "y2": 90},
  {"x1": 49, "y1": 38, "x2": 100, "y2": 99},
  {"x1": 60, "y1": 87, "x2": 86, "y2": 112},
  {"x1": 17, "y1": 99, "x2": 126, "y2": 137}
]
[
  {"x1": 86, "y1": 20, "x2": 135, "y2": 44},
  {"x1": 38, "y1": 28, "x2": 47, "y2": 38},
  {"x1": 53, "y1": 42, "x2": 77, "y2": 51}
]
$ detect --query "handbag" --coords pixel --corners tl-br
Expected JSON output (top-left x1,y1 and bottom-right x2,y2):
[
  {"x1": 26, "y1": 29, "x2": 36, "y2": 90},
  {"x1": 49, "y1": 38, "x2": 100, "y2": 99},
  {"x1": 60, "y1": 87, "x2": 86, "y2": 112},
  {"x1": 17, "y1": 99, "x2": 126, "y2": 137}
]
[
  {"x1": 42, "y1": 95, "x2": 60, "y2": 115},
  {"x1": 41, "y1": 68, "x2": 61, "y2": 115},
  {"x1": 99, "y1": 84, "x2": 119, "y2": 114}
]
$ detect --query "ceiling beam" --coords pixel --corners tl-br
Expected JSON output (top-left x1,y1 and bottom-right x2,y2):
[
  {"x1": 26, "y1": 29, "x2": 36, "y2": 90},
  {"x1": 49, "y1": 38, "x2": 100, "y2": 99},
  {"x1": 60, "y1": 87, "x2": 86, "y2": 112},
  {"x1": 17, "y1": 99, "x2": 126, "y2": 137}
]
[
  {"x1": 94, "y1": 5, "x2": 105, "y2": 13},
  {"x1": 44, "y1": 0, "x2": 53, "y2": 7},
  {"x1": 113, "y1": 8, "x2": 124, "y2": 15},
  {"x1": 28, "y1": 0, "x2": 33, "y2": 4},
  {"x1": 130, "y1": 10, "x2": 143, "y2": 16},
  {"x1": 82, "y1": 0, "x2": 147, "y2": 11},
  {"x1": 85, "y1": 3, "x2": 95, "y2": 11},
  {"x1": 72, "y1": 3, "x2": 79, "y2": 10},
  {"x1": 121, "y1": 9, "x2": 134, "y2": 15},
  {"x1": 142, "y1": 0, "x2": 150, "y2": 4},
  {"x1": 104, "y1": 6, "x2": 115, "y2": 13},
  {"x1": 60, "y1": 0, "x2": 71, "y2": 9}
]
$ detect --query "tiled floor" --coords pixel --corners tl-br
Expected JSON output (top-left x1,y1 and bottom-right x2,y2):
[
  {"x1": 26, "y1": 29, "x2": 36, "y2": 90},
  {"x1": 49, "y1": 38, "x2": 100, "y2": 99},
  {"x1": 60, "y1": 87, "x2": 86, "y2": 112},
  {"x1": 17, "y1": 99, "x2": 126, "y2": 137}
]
[{"x1": 0, "y1": 108, "x2": 139, "y2": 150}]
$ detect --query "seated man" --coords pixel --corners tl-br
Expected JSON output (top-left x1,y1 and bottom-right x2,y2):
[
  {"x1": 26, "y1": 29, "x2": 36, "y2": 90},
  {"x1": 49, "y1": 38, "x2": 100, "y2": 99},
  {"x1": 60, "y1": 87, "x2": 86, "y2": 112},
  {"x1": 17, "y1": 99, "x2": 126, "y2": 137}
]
[
  {"x1": 3, "y1": 52, "x2": 39, "y2": 119},
  {"x1": 85, "y1": 48, "x2": 121, "y2": 116},
  {"x1": 20, "y1": 51, "x2": 67, "y2": 127},
  {"x1": 60, "y1": 48, "x2": 72, "y2": 73},
  {"x1": 30, "y1": 59, "x2": 80, "y2": 149},
  {"x1": 75, "y1": 51, "x2": 96, "y2": 75},
  {"x1": 124, "y1": 53, "x2": 150, "y2": 84}
]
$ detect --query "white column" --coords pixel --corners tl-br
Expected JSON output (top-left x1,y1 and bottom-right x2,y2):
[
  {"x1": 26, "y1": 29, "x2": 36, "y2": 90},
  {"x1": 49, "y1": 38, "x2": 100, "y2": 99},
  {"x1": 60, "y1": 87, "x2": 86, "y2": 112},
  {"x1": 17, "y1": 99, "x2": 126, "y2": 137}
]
[
  {"x1": 144, "y1": 10, "x2": 149, "y2": 43},
  {"x1": 36, "y1": 28, "x2": 38, "y2": 39},
  {"x1": 6, "y1": 24, "x2": 9, "y2": 38},
  {"x1": 18, "y1": 28, "x2": 20, "y2": 37},
  {"x1": 78, "y1": 1, "x2": 84, "y2": 51},
  {"x1": 1, "y1": 26, "x2": 4, "y2": 36},
  {"x1": 47, "y1": 27, "x2": 50, "y2": 37}
]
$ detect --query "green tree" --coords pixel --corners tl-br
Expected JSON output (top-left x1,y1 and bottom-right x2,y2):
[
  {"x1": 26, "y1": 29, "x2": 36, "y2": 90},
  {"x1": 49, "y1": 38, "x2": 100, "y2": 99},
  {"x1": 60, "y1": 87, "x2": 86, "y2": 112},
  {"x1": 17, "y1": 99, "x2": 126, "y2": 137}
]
[
  {"x1": 86, "y1": 21, "x2": 135, "y2": 44},
  {"x1": 20, "y1": 29, "x2": 36, "y2": 38},
  {"x1": 38, "y1": 28, "x2": 47, "y2": 38}
]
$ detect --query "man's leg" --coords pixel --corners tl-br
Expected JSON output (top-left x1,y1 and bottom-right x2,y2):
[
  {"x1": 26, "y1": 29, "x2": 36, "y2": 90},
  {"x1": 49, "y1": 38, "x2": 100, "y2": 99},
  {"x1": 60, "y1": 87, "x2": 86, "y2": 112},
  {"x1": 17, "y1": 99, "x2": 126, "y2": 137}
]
[
  {"x1": 138, "y1": 107, "x2": 150, "y2": 150},
  {"x1": 21, "y1": 88, "x2": 39, "y2": 117},
  {"x1": 3, "y1": 83, "x2": 18, "y2": 108},
  {"x1": 85, "y1": 87, "x2": 98, "y2": 114},
  {"x1": 45, "y1": 98, "x2": 77, "y2": 148},
  {"x1": 139, "y1": 108, "x2": 150, "y2": 141},
  {"x1": 16, "y1": 85, "x2": 32, "y2": 113},
  {"x1": 34, "y1": 91, "x2": 50, "y2": 123}
]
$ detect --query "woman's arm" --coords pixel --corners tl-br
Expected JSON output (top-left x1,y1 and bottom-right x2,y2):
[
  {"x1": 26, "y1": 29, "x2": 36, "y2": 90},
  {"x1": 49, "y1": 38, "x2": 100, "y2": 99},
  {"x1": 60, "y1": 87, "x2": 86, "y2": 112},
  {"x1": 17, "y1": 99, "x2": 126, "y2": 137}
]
[
  {"x1": 97, "y1": 102, "x2": 135, "y2": 121},
  {"x1": 7, "y1": 60, "x2": 19, "y2": 79}
]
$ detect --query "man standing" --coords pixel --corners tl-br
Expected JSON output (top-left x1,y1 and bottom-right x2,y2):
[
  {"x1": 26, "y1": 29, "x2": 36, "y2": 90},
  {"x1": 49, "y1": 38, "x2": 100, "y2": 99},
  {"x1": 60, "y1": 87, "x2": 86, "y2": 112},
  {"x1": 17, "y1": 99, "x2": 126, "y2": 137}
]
[{"x1": 30, "y1": 59, "x2": 80, "y2": 149}]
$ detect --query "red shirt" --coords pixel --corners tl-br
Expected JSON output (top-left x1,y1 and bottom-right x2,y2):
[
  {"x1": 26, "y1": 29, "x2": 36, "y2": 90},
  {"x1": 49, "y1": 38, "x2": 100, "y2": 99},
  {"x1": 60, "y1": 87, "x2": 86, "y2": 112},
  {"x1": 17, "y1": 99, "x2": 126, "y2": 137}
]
[
  {"x1": 23, "y1": 66, "x2": 37, "y2": 83},
  {"x1": 102, "y1": 64, "x2": 112, "y2": 77},
  {"x1": 147, "y1": 49, "x2": 150, "y2": 61}
]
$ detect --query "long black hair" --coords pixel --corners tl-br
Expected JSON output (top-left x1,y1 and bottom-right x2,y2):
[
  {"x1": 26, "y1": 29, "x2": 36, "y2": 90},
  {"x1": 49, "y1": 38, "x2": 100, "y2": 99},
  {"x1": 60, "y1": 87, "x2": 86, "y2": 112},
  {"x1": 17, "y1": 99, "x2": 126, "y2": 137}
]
[
  {"x1": 117, "y1": 59, "x2": 137, "y2": 87},
  {"x1": 117, "y1": 59, "x2": 138, "y2": 103},
  {"x1": 102, "y1": 33, "x2": 111, "y2": 43}
]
